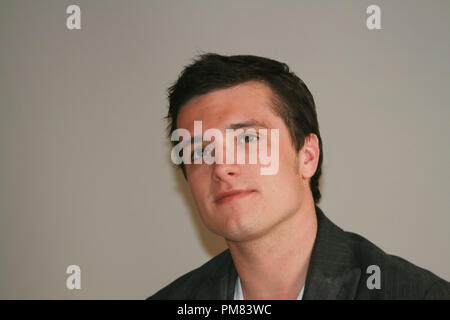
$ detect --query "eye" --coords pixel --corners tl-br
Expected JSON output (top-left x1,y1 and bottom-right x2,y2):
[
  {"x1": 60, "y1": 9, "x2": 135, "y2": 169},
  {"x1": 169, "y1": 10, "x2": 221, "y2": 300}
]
[
  {"x1": 191, "y1": 146, "x2": 213, "y2": 161},
  {"x1": 238, "y1": 133, "x2": 258, "y2": 144},
  {"x1": 191, "y1": 148, "x2": 203, "y2": 161}
]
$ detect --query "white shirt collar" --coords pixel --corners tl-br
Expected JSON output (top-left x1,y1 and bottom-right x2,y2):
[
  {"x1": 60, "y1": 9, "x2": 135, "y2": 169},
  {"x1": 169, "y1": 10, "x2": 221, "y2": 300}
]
[{"x1": 233, "y1": 275, "x2": 305, "y2": 300}]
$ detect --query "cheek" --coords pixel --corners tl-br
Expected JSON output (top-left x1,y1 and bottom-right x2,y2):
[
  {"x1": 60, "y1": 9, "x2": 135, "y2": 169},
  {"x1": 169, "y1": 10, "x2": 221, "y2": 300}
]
[
  {"x1": 187, "y1": 168, "x2": 211, "y2": 207},
  {"x1": 261, "y1": 173, "x2": 304, "y2": 219},
  {"x1": 265, "y1": 146, "x2": 303, "y2": 200}
]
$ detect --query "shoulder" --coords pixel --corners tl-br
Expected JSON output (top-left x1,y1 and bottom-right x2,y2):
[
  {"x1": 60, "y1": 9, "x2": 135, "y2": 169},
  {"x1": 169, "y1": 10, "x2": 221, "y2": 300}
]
[
  {"x1": 147, "y1": 249, "x2": 232, "y2": 300},
  {"x1": 344, "y1": 231, "x2": 450, "y2": 299}
]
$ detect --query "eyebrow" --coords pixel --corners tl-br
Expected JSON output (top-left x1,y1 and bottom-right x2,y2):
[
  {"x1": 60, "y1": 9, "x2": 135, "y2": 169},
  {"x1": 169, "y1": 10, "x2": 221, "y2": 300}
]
[{"x1": 226, "y1": 119, "x2": 269, "y2": 130}]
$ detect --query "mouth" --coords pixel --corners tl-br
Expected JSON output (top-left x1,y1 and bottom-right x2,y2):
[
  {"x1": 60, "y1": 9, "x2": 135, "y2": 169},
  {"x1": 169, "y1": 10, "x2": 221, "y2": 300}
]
[{"x1": 214, "y1": 189, "x2": 255, "y2": 205}]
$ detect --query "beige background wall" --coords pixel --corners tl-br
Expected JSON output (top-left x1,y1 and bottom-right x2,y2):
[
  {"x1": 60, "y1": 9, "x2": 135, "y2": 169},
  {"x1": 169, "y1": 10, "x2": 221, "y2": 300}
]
[{"x1": 0, "y1": 0, "x2": 449, "y2": 299}]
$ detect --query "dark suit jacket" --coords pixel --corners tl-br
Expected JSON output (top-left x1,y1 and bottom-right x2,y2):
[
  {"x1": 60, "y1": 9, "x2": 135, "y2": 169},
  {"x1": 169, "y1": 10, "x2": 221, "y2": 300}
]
[{"x1": 149, "y1": 206, "x2": 450, "y2": 299}]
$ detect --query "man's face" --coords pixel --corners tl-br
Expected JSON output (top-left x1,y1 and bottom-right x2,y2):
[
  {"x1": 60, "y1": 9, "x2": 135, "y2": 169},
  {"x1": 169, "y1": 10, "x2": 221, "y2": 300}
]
[{"x1": 177, "y1": 81, "x2": 316, "y2": 242}]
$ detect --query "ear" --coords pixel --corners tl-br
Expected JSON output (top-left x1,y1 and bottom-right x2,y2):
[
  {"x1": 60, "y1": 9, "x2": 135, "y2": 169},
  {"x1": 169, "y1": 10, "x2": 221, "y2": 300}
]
[{"x1": 298, "y1": 134, "x2": 320, "y2": 182}]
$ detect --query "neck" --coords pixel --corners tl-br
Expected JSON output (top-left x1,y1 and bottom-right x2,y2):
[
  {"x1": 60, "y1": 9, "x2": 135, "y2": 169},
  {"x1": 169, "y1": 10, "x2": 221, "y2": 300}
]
[{"x1": 226, "y1": 196, "x2": 318, "y2": 300}]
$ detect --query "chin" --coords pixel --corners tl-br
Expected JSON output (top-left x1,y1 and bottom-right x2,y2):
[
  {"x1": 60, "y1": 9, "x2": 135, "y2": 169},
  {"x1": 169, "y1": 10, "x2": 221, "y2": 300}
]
[
  {"x1": 201, "y1": 204, "x2": 265, "y2": 241},
  {"x1": 220, "y1": 215, "x2": 267, "y2": 242},
  {"x1": 223, "y1": 227, "x2": 270, "y2": 242}
]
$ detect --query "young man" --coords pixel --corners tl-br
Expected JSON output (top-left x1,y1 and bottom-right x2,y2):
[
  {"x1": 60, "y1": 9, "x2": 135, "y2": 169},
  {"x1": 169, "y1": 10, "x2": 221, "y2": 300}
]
[{"x1": 149, "y1": 53, "x2": 450, "y2": 299}]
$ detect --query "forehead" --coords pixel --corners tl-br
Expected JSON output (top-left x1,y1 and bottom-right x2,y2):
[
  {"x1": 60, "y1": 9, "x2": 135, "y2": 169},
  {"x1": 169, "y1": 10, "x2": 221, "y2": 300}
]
[{"x1": 177, "y1": 81, "x2": 282, "y2": 131}]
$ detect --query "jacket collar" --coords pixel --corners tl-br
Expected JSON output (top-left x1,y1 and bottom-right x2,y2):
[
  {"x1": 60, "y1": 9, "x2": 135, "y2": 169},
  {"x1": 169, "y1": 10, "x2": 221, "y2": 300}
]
[
  {"x1": 194, "y1": 249, "x2": 237, "y2": 299},
  {"x1": 197, "y1": 205, "x2": 361, "y2": 299},
  {"x1": 302, "y1": 206, "x2": 361, "y2": 299}
]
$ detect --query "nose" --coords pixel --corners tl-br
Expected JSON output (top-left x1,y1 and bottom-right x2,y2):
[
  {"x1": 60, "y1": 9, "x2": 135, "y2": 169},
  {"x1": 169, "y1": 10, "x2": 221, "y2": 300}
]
[{"x1": 212, "y1": 163, "x2": 241, "y2": 181}]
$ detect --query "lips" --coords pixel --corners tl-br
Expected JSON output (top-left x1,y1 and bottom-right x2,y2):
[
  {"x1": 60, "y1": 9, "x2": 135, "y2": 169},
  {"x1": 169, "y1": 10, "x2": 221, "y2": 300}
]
[{"x1": 214, "y1": 189, "x2": 255, "y2": 204}]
